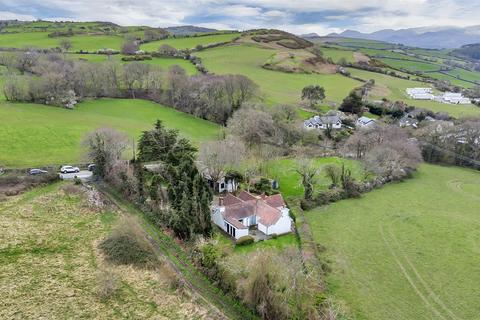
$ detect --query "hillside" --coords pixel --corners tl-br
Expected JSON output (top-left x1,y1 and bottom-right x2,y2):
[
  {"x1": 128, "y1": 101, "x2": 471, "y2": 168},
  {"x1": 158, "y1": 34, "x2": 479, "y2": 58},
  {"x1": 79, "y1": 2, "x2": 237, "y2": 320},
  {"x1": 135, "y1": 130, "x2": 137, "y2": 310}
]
[
  {"x1": 452, "y1": 43, "x2": 480, "y2": 61},
  {"x1": 164, "y1": 25, "x2": 219, "y2": 35}
]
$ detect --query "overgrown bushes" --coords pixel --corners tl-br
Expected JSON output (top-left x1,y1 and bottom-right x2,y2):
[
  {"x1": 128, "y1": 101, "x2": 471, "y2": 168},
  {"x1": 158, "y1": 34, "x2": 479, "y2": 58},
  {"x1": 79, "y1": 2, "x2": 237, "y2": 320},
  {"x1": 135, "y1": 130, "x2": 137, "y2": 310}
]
[
  {"x1": 236, "y1": 235, "x2": 254, "y2": 246},
  {"x1": 99, "y1": 217, "x2": 158, "y2": 268}
]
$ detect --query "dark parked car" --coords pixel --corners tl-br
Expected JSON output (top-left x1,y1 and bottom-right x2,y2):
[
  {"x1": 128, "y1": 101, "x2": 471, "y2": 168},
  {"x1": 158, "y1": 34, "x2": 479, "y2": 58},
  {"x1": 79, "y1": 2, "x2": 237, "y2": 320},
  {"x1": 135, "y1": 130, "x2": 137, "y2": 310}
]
[
  {"x1": 87, "y1": 164, "x2": 96, "y2": 172},
  {"x1": 29, "y1": 169, "x2": 48, "y2": 175}
]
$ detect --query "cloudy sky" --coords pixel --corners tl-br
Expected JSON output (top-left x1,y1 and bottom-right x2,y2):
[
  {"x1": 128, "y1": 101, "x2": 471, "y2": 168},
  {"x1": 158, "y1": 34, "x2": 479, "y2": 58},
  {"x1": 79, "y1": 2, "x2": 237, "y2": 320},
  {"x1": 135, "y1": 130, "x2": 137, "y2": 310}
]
[{"x1": 0, "y1": 0, "x2": 479, "y2": 34}]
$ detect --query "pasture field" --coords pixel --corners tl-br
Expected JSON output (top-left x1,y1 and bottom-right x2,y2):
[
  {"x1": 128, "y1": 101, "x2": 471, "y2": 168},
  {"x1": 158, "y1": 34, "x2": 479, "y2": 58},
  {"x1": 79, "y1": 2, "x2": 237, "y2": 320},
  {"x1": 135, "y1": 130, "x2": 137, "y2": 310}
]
[
  {"x1": 140, "y1": 33, "x2": 240, "y2": 51},
  {"x1": 321, "y1": 47, "x2": 355, "y2": 63},
  {"x1": 197, "y1": 44, "x2": 361, "y2": 105},
  {"x1": 442, "y1": 68, "x2": 480, "y2": 84},
  {"x1": 69, "y1": 54, "x2": 197, "y2": 75},
  {"x1": 305, "y1": 164, "x2": 480, "y2": 320},
  {"x1": 0, "y1": 182, "x2": 212, "y2": 319},
  {"x1": 347, "y1": 68, "x2": 480, "y2": 118},
  {"x1": 378, "y1": 58, "x2": 441, "y2": 72},
  {"x1": 376, "y1": 58, "x2": 441, "y2": 72},
  {"x1": 0, "y1": 32, "x2": 125, "y2": 52},
  {"x1": 427, "y1": 71, "x2": 476, "y2": 88},
  {"x1": 0, "y1": 99, "x2": 221, "y2": 167}
]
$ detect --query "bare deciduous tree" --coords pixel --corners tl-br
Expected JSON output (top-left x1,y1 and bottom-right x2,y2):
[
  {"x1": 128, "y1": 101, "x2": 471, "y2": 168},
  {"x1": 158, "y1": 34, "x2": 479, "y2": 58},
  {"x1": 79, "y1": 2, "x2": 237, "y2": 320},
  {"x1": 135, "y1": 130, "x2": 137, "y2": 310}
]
[
  {"x1": 83, "y1": 128, "x2": 129, "y2": 178},
  {"x1": 296, "y1": 158, "x2": 319, "y2": 200},
  {"x1": 197, "y1": 138, "x2": 246, "y2": 182}
]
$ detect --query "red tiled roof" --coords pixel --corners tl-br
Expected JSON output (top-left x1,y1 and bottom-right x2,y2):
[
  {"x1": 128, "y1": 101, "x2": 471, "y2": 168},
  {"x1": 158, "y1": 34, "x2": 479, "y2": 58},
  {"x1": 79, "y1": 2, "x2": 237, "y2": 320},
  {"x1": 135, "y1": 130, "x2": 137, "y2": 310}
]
[
  {"x1": 237, "y1": 190, "x2": 257, "y2": 201},
  {"x1": 224, "y1": 201, "x2": 256, "y2": 220},
  {"x1": 220, "y1": 191, "x2": 283, "y2": 227},
  {"x1": 225, "y1": 216, "x2": 247, "y2": 229},
  {"x1": 256, "y1": 201, "x2": 281, "y2": 226},
  {"x1": 223, "y1": 193, "x2": 242, "y2": 206},
  {"x1": 265, "y1": 194, "x2": 285, "y2": 208}
]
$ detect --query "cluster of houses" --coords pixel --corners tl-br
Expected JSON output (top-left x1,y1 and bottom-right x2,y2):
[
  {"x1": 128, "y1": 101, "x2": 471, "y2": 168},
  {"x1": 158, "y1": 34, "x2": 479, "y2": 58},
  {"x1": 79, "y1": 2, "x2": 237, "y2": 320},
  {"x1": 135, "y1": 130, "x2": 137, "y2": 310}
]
[{"x1": 406, "y1": 87, "x2": 472, "y2": 105}]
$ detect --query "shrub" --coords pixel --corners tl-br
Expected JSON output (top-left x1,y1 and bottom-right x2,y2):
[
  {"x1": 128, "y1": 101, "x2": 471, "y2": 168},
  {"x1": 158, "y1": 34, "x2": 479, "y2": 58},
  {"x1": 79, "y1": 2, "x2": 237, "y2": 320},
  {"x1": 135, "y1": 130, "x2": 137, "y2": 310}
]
[
  {"x1": 73, "y1": 177, "x2": 82, "y2": 185},
  {"x1": 96, "y1": 269, "x2": 119, "y2": 300},
  {"x1": 99, "y1": 217, "x2": 157, "y2": 268},
  {"x1": 236, "y1": 235, "x2": 254, "y2": 246}
]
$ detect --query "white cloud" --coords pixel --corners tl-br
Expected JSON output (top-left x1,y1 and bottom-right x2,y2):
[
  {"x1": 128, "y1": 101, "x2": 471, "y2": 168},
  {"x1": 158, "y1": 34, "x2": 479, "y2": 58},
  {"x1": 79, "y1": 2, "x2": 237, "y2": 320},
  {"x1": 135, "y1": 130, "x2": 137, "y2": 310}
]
[
  {"x1": 1, "y1": 0, "x2": 479, "y2": 35},
  {"x1": 0, "y1": 10, "x2": 36, "y2": 21}
]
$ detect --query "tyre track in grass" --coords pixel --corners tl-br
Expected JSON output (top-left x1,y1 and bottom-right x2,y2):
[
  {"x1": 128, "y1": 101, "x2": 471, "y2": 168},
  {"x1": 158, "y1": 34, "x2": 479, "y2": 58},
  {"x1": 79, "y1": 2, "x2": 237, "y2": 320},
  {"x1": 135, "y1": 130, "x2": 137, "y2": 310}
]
[
  {"x1": 387, "y1": 223, "x2": 461, "y2": 320},
  {"x1": 96, "y1": 183, "x2": 257, "y2": 320},
  {"x1": 379, "y1": 223, "x2": 448, "y2": 320}
]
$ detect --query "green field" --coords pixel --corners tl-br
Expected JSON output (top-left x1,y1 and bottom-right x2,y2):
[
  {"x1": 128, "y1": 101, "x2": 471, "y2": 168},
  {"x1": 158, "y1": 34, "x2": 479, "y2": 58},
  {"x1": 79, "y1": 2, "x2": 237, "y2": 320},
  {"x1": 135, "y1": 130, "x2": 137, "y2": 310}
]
[
  {"x1": 305, "y1": 164, "x2": 480, "y2": 319},
  {"x1": 0, "y1": 99, "x2": 221, "y2": 167},
  {"x1": 140, "y1": 33, "x2": 240, "y2": 51},
  {"x1": 0, "y1": 32, "x2": 125, "y2": 52},
  {"x1": 321, "y1": 47, "x2": 355, "y2": 63},
  {"x1": 197, "y1": 44, "x2": 361, "y2": 105},
  {"x1": 377, "y1": 58, "x2": 442, "y2": 72},
  {"x1": 69, "y1": 54, "x2": 197, "y2": 75}
]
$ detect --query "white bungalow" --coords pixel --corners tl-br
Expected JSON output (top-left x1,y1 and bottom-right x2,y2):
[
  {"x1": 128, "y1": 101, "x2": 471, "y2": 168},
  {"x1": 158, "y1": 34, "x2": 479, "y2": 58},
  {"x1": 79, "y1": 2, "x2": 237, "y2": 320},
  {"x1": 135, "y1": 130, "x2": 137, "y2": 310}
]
[
  {"x1": 212, "y1": 191, "x2": 292, "y2": 240},
  {"x1": 356, "y1": 116, "x2": 375, "y2": 127},
  {"x1": 304, "y1": 115, "x2": 342, "y2": 130}
]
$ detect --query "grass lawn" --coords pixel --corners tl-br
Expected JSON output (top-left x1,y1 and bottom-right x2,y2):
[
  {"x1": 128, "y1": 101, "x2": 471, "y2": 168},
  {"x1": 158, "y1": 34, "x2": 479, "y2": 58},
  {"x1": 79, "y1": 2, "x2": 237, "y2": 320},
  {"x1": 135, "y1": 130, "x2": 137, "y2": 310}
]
[
  {"x1": 0, "y1": 182, "x2": 212, "y2": 319},
  {"x1": 197, "y1": 44, "x2": 362, "y2": 105},
  {"x1": 141, "y1": 33, "x2": 240, "y2": 51},
  {"x1": 305, "y1": 164, "x2": 480, "y2": 319},
  {"x1": 266, "y1": 157, "x2": 366, "y2": 200},
  {"x1": 214, "y1": 231, "x2": 298, "y2": 255},
  {"x1": 0, "y1": 98, "x2": 221, "y2": 167}
]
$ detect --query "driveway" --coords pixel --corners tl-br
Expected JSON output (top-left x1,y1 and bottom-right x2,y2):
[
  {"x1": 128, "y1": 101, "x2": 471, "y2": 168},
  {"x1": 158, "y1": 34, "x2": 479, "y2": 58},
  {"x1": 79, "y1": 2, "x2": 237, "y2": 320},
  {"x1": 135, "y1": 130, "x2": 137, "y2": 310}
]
[{"x1": 59, "y1": 170, "x2": 93, "y2": 181}]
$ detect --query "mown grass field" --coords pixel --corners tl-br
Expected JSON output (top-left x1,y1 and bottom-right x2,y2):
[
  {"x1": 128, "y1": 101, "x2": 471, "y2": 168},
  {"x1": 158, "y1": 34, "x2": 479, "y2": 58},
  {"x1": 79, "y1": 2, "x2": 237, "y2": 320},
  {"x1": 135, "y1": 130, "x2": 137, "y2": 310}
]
[
  {"x1": 197, "y1": 44, "x2": 361, "y2": 105},
  {"x1": 0, "y1": 182, "x2": 212, "y2": 319},
  {"x1": 0, "y1": 99, "x2": 221, "y2": 167},
  {"x1": 140, "y1": 33, "x2": 240, "y2": 51},
  {"x1": 305, "y1": 164, "x2": 480, "y2": 319}
]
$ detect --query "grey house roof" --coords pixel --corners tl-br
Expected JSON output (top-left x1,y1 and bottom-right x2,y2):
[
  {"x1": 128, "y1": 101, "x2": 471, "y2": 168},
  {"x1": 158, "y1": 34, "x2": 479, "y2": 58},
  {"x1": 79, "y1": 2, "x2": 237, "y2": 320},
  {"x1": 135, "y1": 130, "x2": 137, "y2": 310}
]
[{"x1": 304, "y1": 115, "x2": 341, "y2": 127}]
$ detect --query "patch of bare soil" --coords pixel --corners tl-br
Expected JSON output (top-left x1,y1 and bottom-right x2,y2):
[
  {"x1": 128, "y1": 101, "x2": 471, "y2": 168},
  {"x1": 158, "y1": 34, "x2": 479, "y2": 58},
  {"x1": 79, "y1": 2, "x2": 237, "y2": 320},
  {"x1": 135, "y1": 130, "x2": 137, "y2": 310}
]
[
  {"x1": 354, "y1": 51, "x2": 370, "y2": 63},
  {"x1": 370, "y1": 84, "x2": 391, "y2": 98}
]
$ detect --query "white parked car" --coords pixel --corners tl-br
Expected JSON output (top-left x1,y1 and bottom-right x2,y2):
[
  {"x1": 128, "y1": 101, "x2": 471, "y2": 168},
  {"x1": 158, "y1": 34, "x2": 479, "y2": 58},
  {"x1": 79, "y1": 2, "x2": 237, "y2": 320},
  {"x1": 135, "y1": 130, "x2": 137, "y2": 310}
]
[{"x1": 60, "y1": 165, "x2": 80, "y2": 174}]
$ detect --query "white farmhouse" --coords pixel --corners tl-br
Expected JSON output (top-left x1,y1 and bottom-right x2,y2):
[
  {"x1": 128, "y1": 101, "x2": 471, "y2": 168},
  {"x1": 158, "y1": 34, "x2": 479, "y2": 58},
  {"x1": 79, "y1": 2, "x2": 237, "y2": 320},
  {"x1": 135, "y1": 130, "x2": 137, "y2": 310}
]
[
  {"x1": 212, "y1": 191, "x2": 292, "y2": 240},
  {"x1": 304, "y1": 115, "x2": 342, "y2": 130}
]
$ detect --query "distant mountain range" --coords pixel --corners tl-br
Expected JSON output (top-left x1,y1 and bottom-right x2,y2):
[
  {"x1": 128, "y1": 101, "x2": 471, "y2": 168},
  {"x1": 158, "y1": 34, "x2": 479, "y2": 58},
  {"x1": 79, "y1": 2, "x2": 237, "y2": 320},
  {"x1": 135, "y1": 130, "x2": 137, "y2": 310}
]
[
  {"x1": 164, "y1": 25, "x2": 218, "y2": 35},
  {"x1": 305, "y1": 26, "x2": 480, "y2": 49}
]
